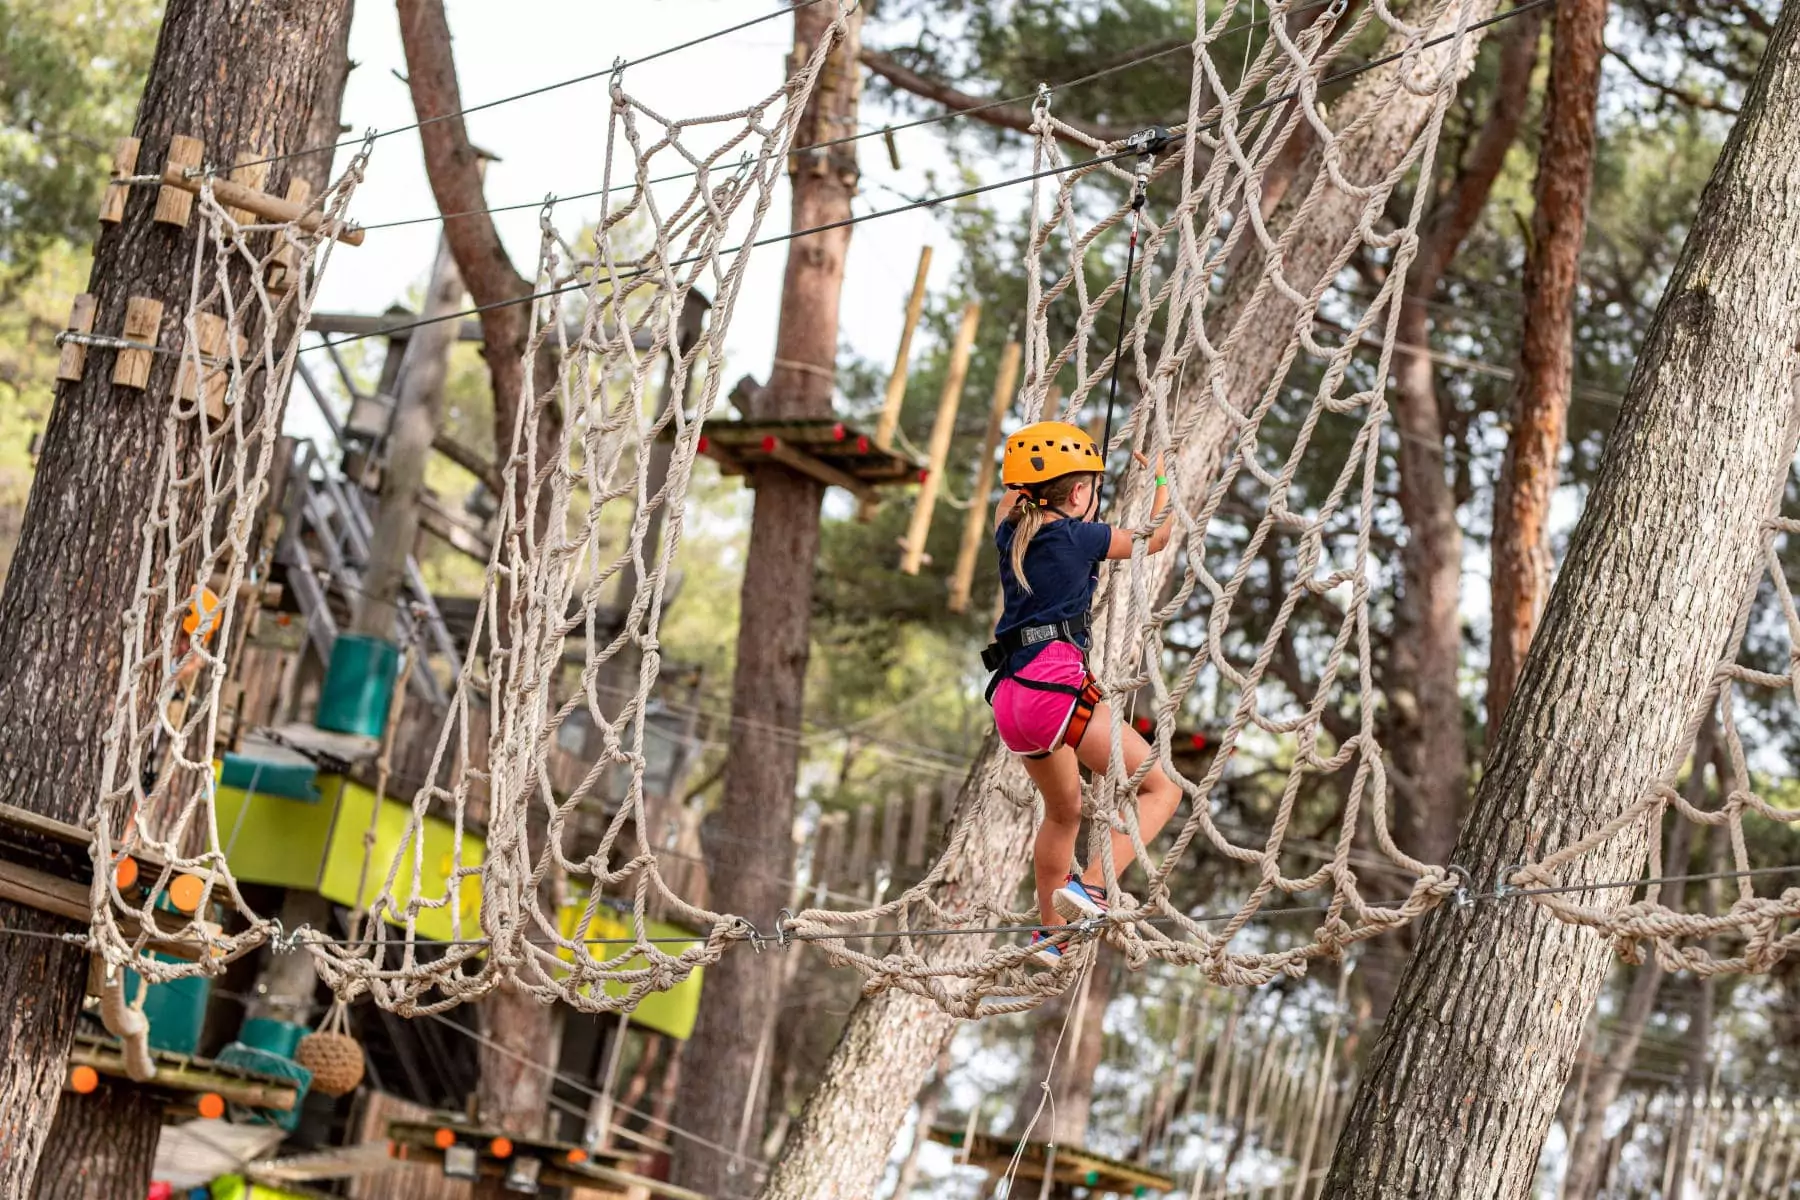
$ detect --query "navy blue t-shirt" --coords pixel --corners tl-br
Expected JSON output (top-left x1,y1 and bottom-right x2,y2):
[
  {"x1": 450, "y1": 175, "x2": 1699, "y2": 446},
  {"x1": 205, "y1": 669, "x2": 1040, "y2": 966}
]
[{"x1": 994, "y1": 517, "x2": 1113, "y2": 674}]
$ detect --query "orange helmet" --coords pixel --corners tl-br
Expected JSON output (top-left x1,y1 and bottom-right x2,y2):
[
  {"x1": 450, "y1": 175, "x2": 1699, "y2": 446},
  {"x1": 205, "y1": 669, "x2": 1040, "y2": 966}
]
[
  {"x1": 182, "y1": 586, "x2": 222, "y2": 643},
  {"x1": 1001, "y1": 421, "x2": 1102, "y2": 489}
]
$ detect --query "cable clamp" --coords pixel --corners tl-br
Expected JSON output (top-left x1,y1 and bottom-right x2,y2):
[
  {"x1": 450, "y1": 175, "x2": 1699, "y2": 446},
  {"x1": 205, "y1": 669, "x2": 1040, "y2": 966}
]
[
  {"x1": 1446, "y1": 864, "x2": 1473, "y2": 908},
  {"x1": 737, "y1": 917, "x2": 765, "y2": 953},
  {"x1": 1324, "y1": 0, "x2": 1350, "y2": 18},
  {"x1": 1494, "y1": 862, "x2": 1527, "y2": 899},
  {"x1": 775, "y1": 908, "x2": 795, "y2": 949}
]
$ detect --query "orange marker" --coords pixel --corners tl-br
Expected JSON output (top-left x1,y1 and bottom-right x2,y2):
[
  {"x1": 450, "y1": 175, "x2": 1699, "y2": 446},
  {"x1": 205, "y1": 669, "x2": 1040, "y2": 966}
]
[
  {"x1": 69, "y1": 1065, "x2": 99, "y2": 1094},
  {"x1": 169, "y1": 873, "x2": 206, "y2": 913},
  {"x1": 113, "y1": 856, "x2": 139, "y2": 891},
  {"x1": 197, "y1": 1092, "x2": 225, "y2": 1119},
  {"x1": 567, "y1": 1147, "x2": 589, "y2": 1164},
  {"x1": 433, "y1": 1127, "x2": 456, "y2": 1149},
  {"x1": 489, "y1": 1136, "x2": 513, "y2": 1159}
]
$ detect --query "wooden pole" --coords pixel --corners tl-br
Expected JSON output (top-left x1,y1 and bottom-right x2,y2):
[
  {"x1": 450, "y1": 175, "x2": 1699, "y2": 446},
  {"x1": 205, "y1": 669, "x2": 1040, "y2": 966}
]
[
  {"x1": 899, "y1": 302, "x2": 979, "y2": 575},
  {"x1": 872, "y1": 245, "x2": 933, "y2": 451},
  {"x1": 947, "y1": 339, "x2": 1020, "y2": 613}
]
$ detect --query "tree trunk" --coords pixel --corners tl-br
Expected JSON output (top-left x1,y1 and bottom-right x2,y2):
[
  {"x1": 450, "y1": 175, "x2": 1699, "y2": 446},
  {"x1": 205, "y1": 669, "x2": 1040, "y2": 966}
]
[
  {"x1": 755, "y1": 12, "x2": 1519, "y2": 1199},
  {"x1": 1484, "y1": 0, "x2": 1608, "y2": 731},
  {"x1": 1367, "y1": 7, "x2": 1544, "y2": 1022},
  {"x1": 353, "y1": 230, "x2": 463, "y2": 638},
  {"x1": 0, "y1": 1, "x2": 351, "y2": 1192},
  {"x1": 1323, "y1": 8, "x2": 1800, "y2": 1192},
  {"x1": 1560, "y1": 713, "x2": 1716, "y2": 1199},
  {"x1": 473, "y1": 984, "x2": 564, "y2": 1199},
  {"x1": 27, "y1": 1081, "x2": 164, "y2": 1200},
  {"x1": 1007, "y1": 948, "x2": 1117, "y2": 1146},
  {"x1": 672, "y1": 6, "x2": 862, "y2": 1196},
  {"x1": 396, "y1": 0, "x2": 561, "y2": 531}
]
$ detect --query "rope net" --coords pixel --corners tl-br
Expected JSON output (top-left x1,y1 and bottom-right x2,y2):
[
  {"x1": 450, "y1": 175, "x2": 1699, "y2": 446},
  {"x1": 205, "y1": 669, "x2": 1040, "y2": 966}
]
[
  {"x1": 86, "y1": 0, "x2": 1800, "y2": 1019},
  {"x1": 87, "y1": 144, "x2": 374, "y2": 978}
]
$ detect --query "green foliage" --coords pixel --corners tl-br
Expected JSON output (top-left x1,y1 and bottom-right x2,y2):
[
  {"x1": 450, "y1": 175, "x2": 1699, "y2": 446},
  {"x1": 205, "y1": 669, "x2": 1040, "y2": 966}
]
[{"x1": 0, "y1": 0, "x2": 159, "y2": 284}]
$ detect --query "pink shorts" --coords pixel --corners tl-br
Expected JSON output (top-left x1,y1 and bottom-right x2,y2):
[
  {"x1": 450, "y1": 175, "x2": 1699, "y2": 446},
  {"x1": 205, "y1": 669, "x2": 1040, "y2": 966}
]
[{"x1": 992, "y1": 641, "x2": 1089, "y2": 757}]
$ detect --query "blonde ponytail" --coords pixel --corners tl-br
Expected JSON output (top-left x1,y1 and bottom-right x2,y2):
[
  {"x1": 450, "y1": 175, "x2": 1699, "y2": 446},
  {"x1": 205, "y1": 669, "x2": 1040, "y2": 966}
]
[{"x1": 1008, "y1": 503, "x2": 1047, "y2": 594}]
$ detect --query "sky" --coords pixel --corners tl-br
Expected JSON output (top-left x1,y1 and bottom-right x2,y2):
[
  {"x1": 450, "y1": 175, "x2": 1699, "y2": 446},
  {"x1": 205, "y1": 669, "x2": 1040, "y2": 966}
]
[{"x1": 297, "y1": 0, "x2": 981, "y2": 441}]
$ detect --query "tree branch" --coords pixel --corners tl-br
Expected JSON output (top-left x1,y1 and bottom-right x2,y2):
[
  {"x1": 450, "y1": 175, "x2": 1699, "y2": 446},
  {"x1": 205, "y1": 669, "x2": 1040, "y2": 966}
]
[
  {"x1": 858, "y1": 49, "x2": 1134, "y2": 146},
  {"x1": 1604, "y1": 42, "x2": 1740, "y2": 114}
]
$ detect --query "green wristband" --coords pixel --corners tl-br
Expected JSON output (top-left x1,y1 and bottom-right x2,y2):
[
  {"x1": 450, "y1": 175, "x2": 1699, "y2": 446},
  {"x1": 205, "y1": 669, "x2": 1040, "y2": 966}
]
[{"x1": 1155, "y1": 475, "x2": 1168, "y2": 486}]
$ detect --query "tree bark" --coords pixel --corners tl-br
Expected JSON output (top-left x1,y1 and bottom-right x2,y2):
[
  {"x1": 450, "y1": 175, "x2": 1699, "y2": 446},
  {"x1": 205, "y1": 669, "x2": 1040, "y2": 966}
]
[
  {"x1": 353, "y1": 230, "x2": 463, "y2": 638},
  {"x1": 1323, "y1": 7, "x2": 1800, "y2": 1192},
  {"x1": 1560, "y1": 713, "x2": 1716, "y2": 1199},
  {"x1": 673, "y1": 6, "x2": 862, "y2": 1196},
  {"x1": 472, "y1": 984, "x2": 564, "y2": 1200},
  {"x1": 1485, "y1": 0, "x2": 1609, "y2": 731},
  {"x1": 396, "y1": 0, "x2": 561, "y2": 529},
  {"x1": 1367, "y1": 8, "x2": 1544, "y2": 1023},
  {"x1": 27, "y1": 1081, "x2": 164, "y2": 1200},
  {"x1": 755, "y1": 12, "x2": 1519, "y2": 1199},
  {"x1": 0, "y1": 1, "x2": 351, "y2": 1193},
  {"x1": 1007, "y1": 948, "x2": 1117, "y2": 1146}
]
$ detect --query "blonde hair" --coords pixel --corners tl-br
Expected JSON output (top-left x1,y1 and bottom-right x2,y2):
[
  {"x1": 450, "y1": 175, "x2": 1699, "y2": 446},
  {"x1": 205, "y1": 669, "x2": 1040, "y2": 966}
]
[{"x1": 1006, "y1": 473, "x2": 1095, "y2": 593}]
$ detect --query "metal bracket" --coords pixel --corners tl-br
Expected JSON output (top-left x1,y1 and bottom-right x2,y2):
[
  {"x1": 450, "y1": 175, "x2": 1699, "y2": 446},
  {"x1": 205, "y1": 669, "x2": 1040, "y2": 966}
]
[
  {"x1": 1446, "y1": 864, "x2": 1473, "y2": 908},
  {"x1": 1494, "y1": 862, "x2": 1527, "y2": 898},
  {"x1": 775, "y1": 908, "x2": 796, "y2": 949}
]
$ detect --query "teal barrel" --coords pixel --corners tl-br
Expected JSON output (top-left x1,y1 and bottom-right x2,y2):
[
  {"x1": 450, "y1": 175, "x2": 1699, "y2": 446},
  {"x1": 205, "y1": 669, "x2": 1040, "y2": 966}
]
[
  {"x1": 316, "y1": 633, "x2": 399, "y2": 738},
  {"x1": 136, "y1": 965, "x2": 211, "y2": 1055},
  {"x1": 238, "y1": 1016, "x2": 306, "y2": 1058}
]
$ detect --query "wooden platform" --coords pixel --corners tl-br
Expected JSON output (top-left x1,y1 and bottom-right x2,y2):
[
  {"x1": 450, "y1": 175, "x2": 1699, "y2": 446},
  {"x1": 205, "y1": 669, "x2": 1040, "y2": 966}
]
[
  {"x1": 927, "y1": 1126, "x2": 1174, "y2": 1195},
  {"x1": 691, "y1": 418, "x2": 923, "y2": 506},
  {"x1": 0, "y1": 801, "x2": 199, "y2": 959},
  {"x1": 388, "y1": 1120, "x2": 706, "y2": 1199},
  {"x1": 71, "y1": 1031, "x2": 302, "y2": 1116}
]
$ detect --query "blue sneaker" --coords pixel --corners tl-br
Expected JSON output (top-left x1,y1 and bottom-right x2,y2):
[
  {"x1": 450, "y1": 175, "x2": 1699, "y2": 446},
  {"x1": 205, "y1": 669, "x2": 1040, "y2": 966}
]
[
  {"x1": 1030, "y1": 930, "x2": 1066, "y2": 965},
  {"x1": 1053, "y1": 874, "x2": 1108, "y2": 921}
]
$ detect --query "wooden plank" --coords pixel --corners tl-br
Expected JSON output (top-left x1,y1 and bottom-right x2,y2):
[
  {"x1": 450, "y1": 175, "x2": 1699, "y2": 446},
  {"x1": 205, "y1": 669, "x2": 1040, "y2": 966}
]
[
  {"x1": 176, "y1": 311, "x2": 229, "y2": 418},
  {"x1": 71, "y1": 1042, "x2": 297, "y2": 1109},
  {"x1": 904, "y1": 787, "x2": 933, "y2": 868},
  {"x1": 266, "y1": 179, "x2": 311, "y2": 295},
  {"x1": 760, "y1": 437, "x2": 878, "y2": 503},
  {"x1": 56, "y1": 293, "x2": 97, "y2": 383},
  {"x1": 0, "y1": 859, "x2": 198, "y2": 959},
  {"x1": 419, "y1": 493, "x2": 493, "y2": 562},
  {"x1": 873, "y1": 245, "x2": 934, "y2": 451},
  {"x1": 112, "y1": 296, "x2": 164, "y2": 389},
  {"x1": 949, "y1": 339, "x2": 1021, "y2": 612},
  {"x1": 900, "y1": 302, "x2": 980, "y2": 574},
  {"x1": 159, "y1": 164, "x2": 365, "y2": 244},
  {"x1": 877, "y1": 795, "x2": 901, "y2": 878},
  {"x1": 846, "y1": 804, "x2": 874, "y2": 888},
  {"x1": 154, "y1": 134, "x2": 205, "y2": 227},
  {"x1": 100, "y1": 137, "x2": 140, "y2": 224},
  {"x1": 225, "y1": 151, "x2": 273, "y2": 226}
]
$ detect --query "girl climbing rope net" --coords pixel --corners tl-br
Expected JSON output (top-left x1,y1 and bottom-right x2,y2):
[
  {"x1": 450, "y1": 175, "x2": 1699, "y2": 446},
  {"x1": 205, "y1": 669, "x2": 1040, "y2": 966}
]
[{"x1": 982, "y1": 422, "x2": 1180, "y2": 964}]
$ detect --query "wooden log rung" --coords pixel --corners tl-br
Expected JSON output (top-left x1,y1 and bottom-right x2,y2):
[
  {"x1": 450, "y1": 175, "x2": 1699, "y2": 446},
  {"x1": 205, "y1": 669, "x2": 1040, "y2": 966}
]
[
  {"x1": 158, "y1": 165, "x2": 365, "y2": 245},
  {"x1": 113, "y1": 296, "x2": 165, "y2": 390},
  {"x1": 154, "y1": 134, "x2": 205, "y2": 227},
  {"x1": 57, "y1": 293, "x2": 98, "y2": 383},
  {"x1": 100, "y1": 137, "x2": 141, "y2": 224}
]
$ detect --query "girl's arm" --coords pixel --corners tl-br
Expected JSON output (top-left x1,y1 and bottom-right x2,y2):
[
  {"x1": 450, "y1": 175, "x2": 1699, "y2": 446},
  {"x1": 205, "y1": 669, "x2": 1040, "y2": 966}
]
[{"x1": 1104, "y1": 457, "x2": 1172, "y2": 559}]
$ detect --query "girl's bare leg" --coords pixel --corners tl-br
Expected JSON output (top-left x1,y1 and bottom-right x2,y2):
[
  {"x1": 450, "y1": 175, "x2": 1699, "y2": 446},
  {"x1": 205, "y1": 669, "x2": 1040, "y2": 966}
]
[
  {"x1": 1071, "y1": 700, "x2": 1182, "y2": 893},
  {"x1": 1022, "y1": 746, "x2": 1083, "y2": 927}
]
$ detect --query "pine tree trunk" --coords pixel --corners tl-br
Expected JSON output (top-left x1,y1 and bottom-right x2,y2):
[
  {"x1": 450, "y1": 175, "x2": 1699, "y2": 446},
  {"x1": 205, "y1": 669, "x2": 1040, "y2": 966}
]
[
  {"x1": 754, "y1": 13, "x2": 1518, "y2": 1199},
  {"x1": 1323, "y1": 8, "x2": 1800, "y2": 1192},
  {"x1": 671, "y1": 7, "x2": 862, "y2": 1196},
  {"x1": 353, "y1": 232, "x2": 462, "y2": 638},
  {"x1": 397, "y1": 0, "x2": 561, "y2": 533},
  {"x1": 0, "y1": 1, "x2": 351, "y2": 1193},
  {"x1": 1485, "y1": 0, "x2": 1608, "y2": 731},
  {"x1": 27, "y1": 1081, "x2": 164, "y2": 1200},
  {"x1": 1367, "y1": 8, "x2": 1544, "y2": 1022}
]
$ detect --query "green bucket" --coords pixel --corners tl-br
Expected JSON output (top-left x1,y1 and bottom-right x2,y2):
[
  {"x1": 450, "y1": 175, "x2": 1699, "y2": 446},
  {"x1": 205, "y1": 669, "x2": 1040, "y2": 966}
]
[
  {"x1": 134, "y1": 967, "x2": 211, "y2": 1055},
  {"x1": 238, "y1": 1016, "x2": 306, "y2": 1058},
  {"x1": 316, "y1": 633, "x2": 399, "y2": 738}
]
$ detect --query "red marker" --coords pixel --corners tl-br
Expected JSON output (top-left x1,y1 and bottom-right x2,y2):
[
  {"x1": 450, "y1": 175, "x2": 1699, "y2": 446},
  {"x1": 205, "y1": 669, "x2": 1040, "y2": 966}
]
[{"x1": 761, "y1": 435, "x2": 778, "y2": 453}]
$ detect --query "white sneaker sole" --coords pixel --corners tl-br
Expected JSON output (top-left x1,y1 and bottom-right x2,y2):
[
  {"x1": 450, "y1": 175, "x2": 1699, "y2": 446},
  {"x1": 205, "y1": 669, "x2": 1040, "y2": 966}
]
[{"x1": 1053, "y1": 883, "x2": 1105, "y2": 921}]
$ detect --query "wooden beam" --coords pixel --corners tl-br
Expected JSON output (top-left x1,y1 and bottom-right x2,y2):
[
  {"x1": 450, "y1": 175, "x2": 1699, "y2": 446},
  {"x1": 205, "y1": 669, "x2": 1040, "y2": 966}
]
[
  {"x1": 310, "y1": 311, "x2": 487, "y2": 342},
  {"x1": 873, "y1": 245, "x2": 933, "y2": 451},
  {"x1": 418, "y1": 492, "x2": 492, "y2": 562},
  {"x1": 56, "y1": 294, "x2": 97, "y2": 383},
  {"x1": 948, "y1": 338, "x2": 1020, "y2": 612},
  {"x1": 761, "y1": 437, "x2": 879, "y2": 504},
  {"x1": 154, "y1": 134, "x2": 204, "y2": 227},
  {"x1": 158, "y1": 164, "x2": 366, "y2": 245},
  {"x1": 99, "y1": 138, "x2": 140, "y2": 224},
  {"x1": 113, "y1": 296, "x2": 164, "y2": 390},
  {"x1": 71, "y1": 1043, "x2": 297, "y2": 1110},
  {"x1": 900, "y1": 302, "x2": 979, "y2": 575},
  {"x1": 0, "y1": 859, "x2": 199, "y2": 959}
]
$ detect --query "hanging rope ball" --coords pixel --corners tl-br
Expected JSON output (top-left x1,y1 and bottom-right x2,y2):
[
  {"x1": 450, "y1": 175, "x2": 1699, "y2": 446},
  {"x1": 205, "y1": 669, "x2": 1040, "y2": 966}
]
[{"x1": 295, "y1": 1028, "x2": 364, "y2": 1097}]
